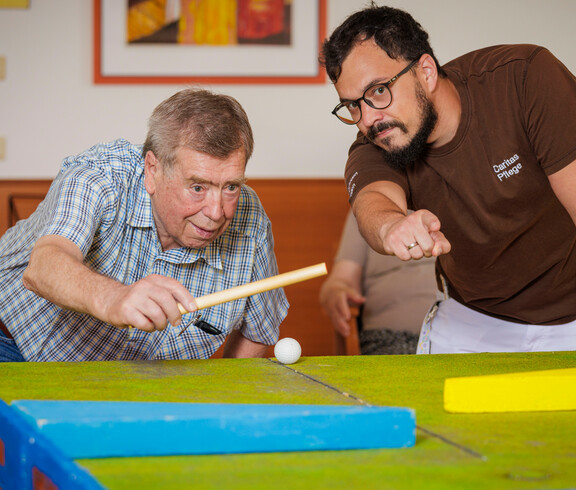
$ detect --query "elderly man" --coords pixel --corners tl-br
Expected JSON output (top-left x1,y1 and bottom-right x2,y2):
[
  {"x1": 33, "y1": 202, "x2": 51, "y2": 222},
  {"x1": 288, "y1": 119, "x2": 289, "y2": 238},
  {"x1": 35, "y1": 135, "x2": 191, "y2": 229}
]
[
  {"x1": 0, "y1": 88, "x2": 288, "y2": 361},
  {"x1": 321, "y1": 5, "x2": 576, "y2": 354}
]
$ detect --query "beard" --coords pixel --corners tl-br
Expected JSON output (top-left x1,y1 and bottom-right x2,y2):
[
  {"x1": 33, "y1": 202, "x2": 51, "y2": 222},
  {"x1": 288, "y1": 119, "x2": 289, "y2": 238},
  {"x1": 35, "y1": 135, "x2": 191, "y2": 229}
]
[{"x1": 367, "y1": 86, "x2": 438, "y2": 171}]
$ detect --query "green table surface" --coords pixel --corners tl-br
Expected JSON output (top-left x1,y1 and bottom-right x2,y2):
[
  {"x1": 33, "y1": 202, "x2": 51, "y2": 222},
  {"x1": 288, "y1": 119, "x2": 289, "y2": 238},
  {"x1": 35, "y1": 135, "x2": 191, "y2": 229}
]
[{"x1": 1, "y1": 351, "x2": 575, "y2": 489}]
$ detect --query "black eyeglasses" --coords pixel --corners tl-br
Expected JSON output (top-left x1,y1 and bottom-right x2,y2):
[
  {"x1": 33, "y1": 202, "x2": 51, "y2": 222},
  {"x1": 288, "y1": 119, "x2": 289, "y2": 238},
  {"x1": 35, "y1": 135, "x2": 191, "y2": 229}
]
[{"x1": 331, "y1": 58, "x2": 420, "y2": 125}]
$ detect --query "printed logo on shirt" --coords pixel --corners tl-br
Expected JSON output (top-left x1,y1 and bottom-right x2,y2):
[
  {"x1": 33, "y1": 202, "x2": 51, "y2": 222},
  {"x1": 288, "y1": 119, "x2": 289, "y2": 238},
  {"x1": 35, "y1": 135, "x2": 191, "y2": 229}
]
[
  {"x1": 493, "y1": 154, "x2": 522, "y2": 182},
  {"x1": 347, "y1": 172, "x2": 358, "y2": 199}
]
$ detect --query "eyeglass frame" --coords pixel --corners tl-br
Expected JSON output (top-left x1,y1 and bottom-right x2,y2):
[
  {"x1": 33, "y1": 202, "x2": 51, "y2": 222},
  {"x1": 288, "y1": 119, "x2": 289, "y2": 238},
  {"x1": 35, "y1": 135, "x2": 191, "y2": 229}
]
[{"x1": 331, "y1": 58, "x2": 421, "y2": 125}]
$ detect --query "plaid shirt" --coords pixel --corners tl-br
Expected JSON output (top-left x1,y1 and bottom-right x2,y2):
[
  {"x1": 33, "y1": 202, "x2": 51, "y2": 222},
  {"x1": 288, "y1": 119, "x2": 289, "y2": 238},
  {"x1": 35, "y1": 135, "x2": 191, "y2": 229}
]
[{"x1": 0, "y1": 139, "x2": 288, "y2": 361}]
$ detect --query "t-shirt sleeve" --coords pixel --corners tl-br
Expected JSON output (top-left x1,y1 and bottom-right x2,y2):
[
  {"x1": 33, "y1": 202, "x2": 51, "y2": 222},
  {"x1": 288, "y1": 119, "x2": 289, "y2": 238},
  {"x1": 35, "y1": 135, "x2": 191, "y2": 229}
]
[
  {"x1": 523, "y1": 47, "x2": 576, "y2": 175},
  {"x1": 344, "y1": 132, "x2": 409, "y2": 204},
  {"x1": 40, "y1": 165, "x2": 118, "y2": 256}
]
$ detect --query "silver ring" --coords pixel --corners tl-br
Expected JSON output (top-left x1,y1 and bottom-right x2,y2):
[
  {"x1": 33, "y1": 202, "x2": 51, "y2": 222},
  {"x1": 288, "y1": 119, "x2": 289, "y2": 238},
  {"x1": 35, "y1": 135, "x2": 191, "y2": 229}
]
[{"x1": 407, "y1": 242, "x2": 418, "y2": 250}]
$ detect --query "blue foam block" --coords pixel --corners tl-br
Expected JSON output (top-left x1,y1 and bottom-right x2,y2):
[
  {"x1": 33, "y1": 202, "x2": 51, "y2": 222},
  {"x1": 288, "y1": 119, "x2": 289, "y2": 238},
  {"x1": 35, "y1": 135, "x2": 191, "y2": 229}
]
[
  {"x1": 12, "y1": 400, "x2": 416, "y2": 458},
  {"x1": 0, "y1": 400, "x2": 104, "y2": 490}
]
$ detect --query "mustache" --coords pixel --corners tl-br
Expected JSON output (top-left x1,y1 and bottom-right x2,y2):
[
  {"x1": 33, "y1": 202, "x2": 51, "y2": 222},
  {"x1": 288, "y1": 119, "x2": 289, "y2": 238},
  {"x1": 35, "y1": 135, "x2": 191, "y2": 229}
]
[{"x1": 367, "y1": 120, "x2": 408, "y2": 141}]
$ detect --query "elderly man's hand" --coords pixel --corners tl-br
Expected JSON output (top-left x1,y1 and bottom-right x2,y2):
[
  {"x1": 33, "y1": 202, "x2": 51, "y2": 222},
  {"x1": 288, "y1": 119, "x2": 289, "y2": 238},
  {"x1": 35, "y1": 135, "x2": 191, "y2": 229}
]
[{"x1": 100, "y1": 274, "x2": 197, "y2": 331}]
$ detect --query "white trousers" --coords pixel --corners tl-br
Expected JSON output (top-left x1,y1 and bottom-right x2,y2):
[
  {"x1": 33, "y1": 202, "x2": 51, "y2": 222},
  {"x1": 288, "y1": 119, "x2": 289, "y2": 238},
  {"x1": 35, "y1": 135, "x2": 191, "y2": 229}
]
[{"x1": 417, "y1": 298, "x2": 576, "y2": 354}]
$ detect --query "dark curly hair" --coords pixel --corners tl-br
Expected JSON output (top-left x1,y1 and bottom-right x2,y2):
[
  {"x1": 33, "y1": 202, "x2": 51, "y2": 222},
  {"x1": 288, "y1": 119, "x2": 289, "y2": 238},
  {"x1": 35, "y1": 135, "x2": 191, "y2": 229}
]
[{"x1": 320, "y1": 3, "x2": 446, "y2": 83}]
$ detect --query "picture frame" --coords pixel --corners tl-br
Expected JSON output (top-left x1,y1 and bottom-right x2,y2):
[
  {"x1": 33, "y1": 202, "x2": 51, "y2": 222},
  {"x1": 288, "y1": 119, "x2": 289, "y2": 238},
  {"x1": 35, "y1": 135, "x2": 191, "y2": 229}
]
[
  {"x1": 0, "y1": 0, "x2": 29, "y2": 8},
  {"x1": 93, "y1": 0, "x2": 327, "y2": 84}
]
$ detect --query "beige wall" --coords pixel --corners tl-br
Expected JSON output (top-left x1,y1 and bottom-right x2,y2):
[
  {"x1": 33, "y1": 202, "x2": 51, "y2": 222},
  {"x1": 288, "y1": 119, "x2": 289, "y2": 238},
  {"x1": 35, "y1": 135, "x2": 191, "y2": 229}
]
[{"x1": 1, "y1": 0, "x2": 575, "y2": 179}]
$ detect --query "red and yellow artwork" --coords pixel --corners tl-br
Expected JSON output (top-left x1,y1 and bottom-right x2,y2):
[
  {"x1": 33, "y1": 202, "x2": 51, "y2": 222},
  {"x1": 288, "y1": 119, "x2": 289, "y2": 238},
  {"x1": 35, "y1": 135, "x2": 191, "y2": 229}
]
[{"x1": 127, "y1": 0, "x2": 291, "y2": 45}]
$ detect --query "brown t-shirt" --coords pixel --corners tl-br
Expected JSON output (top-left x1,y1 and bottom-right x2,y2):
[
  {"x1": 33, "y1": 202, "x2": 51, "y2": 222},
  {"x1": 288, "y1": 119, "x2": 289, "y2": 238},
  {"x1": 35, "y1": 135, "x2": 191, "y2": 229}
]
[{"x1": 345, "y1": 45, "x2": 576, "y2": 325}]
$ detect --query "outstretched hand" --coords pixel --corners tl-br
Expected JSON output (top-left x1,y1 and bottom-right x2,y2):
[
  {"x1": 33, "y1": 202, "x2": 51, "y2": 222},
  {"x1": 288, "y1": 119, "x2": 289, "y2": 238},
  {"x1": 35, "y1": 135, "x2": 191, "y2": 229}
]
[{"x1": 381, "y1": 209, "x2": 451, "y2": 260}]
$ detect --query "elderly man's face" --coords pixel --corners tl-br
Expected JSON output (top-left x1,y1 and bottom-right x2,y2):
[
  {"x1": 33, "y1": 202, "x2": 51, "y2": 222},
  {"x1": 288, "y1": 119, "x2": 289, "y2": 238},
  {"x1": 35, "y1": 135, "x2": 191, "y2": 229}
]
[{"x1": 144, "y1": 147, "x2": 246, "y2": 251}]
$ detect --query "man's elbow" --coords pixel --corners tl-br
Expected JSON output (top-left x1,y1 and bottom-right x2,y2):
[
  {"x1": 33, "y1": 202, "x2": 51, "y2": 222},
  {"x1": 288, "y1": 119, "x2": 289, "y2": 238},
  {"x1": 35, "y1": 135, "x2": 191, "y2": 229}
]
[
  {"x1": 22, "y1": 246, "x2": 44, "y2": 293},
  {"x1": 22, "y1": 263, "x2": 38, "y2": 293}
]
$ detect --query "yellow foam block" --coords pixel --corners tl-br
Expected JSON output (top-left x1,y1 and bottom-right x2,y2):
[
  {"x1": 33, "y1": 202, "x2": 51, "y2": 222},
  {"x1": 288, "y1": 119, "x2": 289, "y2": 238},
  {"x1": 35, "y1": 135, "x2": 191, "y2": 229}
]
[{"x1": 444, "y1": 368, "x2": 576, "y2": 413}]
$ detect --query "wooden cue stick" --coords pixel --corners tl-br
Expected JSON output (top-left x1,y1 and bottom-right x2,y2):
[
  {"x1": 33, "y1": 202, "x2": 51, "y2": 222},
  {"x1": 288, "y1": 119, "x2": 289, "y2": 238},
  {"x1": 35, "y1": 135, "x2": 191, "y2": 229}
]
[
  {"x1": 128, "y1": 263, "x2": 327, "y2": 328},
  {"x1": 180, "y1": 262, "x2": 327, "y2": 314}
]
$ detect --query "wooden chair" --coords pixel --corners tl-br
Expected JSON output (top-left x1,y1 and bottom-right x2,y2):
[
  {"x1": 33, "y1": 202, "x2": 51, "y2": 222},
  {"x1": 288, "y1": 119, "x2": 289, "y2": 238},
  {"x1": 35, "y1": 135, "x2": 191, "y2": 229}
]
[
  {"x1": 8, "y1": 193, "x2": 47, "y2": 228},
  {"x1": 333, "y1": 307, "x2": 361, "y2": 356}
]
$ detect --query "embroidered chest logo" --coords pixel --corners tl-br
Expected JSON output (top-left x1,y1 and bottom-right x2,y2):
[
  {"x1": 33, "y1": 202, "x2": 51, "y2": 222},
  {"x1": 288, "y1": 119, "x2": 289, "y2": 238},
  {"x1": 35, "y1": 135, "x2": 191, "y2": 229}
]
[{"x1": 493, "y1": 154, "x2": 522, "y2": 182}]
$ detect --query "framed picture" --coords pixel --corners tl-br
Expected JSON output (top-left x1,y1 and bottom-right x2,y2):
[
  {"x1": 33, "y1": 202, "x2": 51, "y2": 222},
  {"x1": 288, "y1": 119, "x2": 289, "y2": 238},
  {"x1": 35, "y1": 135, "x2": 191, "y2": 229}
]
[
  {"x1": 94, "y1": 0, "x2": 327, "y2": 84},
  {"x1": 0, "y1": 0, "x2": 29, "y2": 7}
]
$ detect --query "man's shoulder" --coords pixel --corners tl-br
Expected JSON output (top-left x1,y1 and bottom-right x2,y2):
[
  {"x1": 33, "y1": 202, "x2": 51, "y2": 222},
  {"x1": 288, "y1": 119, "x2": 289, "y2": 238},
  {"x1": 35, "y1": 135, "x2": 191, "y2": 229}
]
[
  {"x1": 57, "y1": 139, "x2": 144, "y2": 191},
  {"x1": 444, "y1": 44, "x2": 545, "y2": 78},
  {"x1": 61, "y1": 139, "x2": 143, "y2": 175}
]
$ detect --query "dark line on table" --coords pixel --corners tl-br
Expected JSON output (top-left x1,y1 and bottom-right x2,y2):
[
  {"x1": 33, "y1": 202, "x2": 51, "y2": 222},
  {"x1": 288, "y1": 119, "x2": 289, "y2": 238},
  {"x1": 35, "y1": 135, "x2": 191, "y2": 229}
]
[
  {"x1": 268, "y1": 359, "x2": 374, "y2": 406},
  {"x1": 416, "y1": 426, "x2": 487, "y2": 460},
  {"x1": 268, "y1": 358, "x2": 487, "y2": 461}
]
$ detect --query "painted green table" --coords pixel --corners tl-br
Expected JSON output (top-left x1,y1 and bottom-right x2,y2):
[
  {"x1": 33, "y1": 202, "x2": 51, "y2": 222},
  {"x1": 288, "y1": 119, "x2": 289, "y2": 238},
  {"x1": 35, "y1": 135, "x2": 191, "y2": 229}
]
[{"x1": 1, "y1": 351, "x2": 575, "y2": 489}]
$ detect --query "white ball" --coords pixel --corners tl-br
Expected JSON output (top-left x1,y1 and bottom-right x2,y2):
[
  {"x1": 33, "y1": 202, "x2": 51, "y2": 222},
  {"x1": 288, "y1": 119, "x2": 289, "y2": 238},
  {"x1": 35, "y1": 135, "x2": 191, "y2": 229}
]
[{"x1": 274, "y1": 337, "x2": 302, "y2": 364}]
